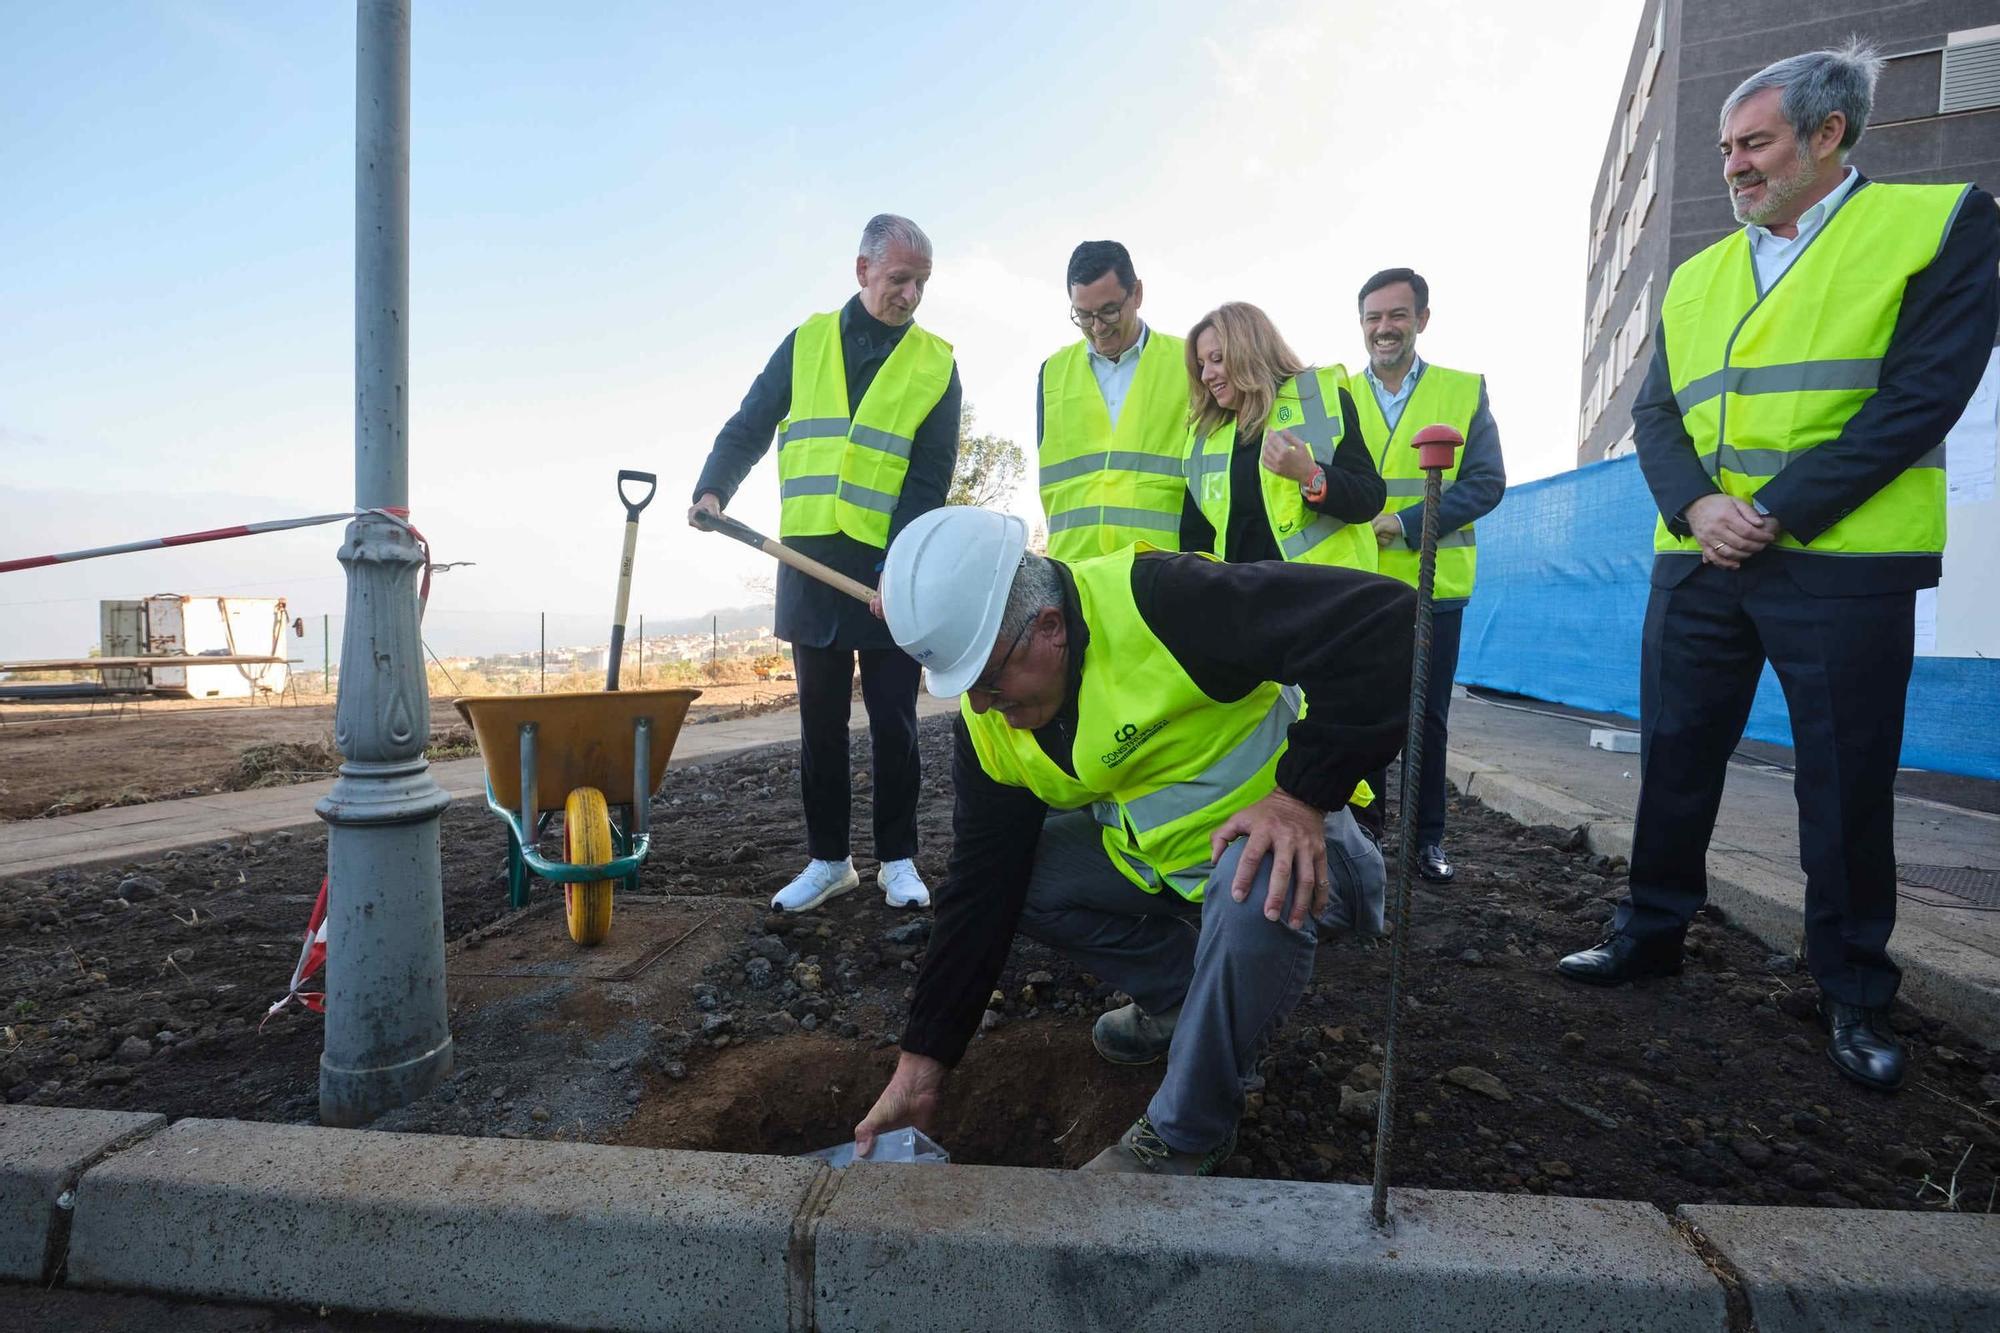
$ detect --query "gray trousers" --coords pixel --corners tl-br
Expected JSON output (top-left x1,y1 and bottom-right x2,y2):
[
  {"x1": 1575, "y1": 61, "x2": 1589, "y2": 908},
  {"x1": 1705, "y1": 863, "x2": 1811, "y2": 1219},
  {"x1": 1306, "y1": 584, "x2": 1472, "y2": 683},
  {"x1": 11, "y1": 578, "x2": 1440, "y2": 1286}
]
[{"x1": 1018, "y1": 808, "x2": 1384, "y2": 1155}]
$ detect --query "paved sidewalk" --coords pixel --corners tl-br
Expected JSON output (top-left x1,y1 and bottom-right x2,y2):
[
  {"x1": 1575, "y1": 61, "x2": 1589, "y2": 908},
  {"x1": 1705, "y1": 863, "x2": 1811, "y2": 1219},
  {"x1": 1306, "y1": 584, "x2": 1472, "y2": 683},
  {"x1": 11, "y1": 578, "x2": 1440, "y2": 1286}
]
[
  {"x1": 0, "y1": 694, "x2": 959, "y2": 882},
  {"x1": 1444, "y1": 688, "x2": 2000, "y2": 1044}
]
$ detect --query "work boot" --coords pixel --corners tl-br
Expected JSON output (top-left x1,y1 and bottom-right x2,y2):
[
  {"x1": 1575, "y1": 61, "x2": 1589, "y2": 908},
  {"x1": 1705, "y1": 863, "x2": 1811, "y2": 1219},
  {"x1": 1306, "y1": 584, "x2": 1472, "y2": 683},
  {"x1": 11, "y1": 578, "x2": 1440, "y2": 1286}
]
[
  {"x1": 1091, "y1": 1001, "x2": 1180, "y2": 1065},
  {"x1": 1082, "y1": 1115, "x2": 1235, "y2": 1176},
  {"x1": 770, "y1": 858, "x2": 859, "y2": 913},
  {"x1": 1418, "y1": 843, "x2": 1454, "y2": 883},
  {"x1": 878, "y1": 858, "x2": 930, "y2": 909}
]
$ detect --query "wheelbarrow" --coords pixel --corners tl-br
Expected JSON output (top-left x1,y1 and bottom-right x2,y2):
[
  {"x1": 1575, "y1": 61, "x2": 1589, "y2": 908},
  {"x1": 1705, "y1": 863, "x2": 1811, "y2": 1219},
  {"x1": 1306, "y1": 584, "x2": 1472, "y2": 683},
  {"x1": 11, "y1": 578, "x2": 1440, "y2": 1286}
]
[{"x1": 454, "y1": 688, "x2": 700, "y2": 945}]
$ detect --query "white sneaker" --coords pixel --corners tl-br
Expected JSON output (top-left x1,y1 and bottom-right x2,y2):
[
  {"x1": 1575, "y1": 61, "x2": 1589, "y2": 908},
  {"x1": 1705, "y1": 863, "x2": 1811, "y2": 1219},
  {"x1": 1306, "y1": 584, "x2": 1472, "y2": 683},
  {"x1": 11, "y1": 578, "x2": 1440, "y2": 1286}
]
[
  {"x1": 878, "y1": 858, "x2": 930, "y2": 908},
  {"x1": 770, "y1": 858, "x2": 859, "y2": 913}
]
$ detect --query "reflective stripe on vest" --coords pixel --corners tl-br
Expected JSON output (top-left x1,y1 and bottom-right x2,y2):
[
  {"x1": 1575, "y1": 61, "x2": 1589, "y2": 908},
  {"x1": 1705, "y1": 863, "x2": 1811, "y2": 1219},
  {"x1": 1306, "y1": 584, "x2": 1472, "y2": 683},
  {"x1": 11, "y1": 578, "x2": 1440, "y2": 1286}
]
[
  {"x1": 961, "y1": 546, "x2": 1296, "y2": 901},
  {"x1": 1183, "y1": 366, "x2": 1378, "y2": 572},
  {"x1": 1653, "y1": 181, "x2": 1967, "y2": 558},
  {"x1": 1039, "y1": 332, "x2": 1191, "y2": 560},
  {"x1": 1353, "y1": 363, "x2": 1484, "y2": 597},
  {"x1": 777, "y1": 310, "x2": 954, "y2": 547}
]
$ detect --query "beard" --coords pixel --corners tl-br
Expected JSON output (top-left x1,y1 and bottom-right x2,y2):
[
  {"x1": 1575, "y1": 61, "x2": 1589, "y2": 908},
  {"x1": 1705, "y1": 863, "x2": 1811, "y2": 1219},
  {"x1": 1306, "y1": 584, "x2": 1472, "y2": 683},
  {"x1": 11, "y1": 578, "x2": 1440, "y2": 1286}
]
[{"x1": 1730, "y1": 143, "x2": 1818, "y2": 226}]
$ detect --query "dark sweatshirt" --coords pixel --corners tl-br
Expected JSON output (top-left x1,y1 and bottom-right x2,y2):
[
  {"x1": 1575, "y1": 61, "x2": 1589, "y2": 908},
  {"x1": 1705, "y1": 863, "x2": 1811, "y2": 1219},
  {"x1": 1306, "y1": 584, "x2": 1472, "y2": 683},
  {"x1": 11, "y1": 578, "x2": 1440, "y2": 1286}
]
[{"x1": 900, "y1": 550, "x2": 1415, "y2": 1066}]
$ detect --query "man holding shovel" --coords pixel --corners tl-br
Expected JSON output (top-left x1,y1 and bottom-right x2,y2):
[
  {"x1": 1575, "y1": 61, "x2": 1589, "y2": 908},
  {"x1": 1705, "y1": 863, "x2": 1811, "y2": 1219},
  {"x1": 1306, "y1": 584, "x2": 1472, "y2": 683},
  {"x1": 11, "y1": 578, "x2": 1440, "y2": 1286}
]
[{"x1": 690, "y1": 215, "x2": 961, "y2": 913}]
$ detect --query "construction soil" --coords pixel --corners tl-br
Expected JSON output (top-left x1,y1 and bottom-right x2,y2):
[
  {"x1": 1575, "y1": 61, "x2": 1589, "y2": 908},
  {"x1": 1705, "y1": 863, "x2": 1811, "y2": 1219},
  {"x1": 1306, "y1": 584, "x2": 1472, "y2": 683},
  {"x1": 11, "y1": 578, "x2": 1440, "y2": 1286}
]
[
  {"x1": 4, "y1": 715, "x2": 1997, "y2": 1216},
  {"x1": 0, "y1": 684, "x2": 799, "y2": 820}
]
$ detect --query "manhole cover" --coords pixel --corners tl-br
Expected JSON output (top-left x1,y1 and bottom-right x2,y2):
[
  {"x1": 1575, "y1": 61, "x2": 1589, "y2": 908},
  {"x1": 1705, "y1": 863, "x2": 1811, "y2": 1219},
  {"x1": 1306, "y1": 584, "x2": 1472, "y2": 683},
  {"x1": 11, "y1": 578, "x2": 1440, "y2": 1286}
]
[{"x1": 1898, "y1": 864, "x2": 2000, "y2": 908}]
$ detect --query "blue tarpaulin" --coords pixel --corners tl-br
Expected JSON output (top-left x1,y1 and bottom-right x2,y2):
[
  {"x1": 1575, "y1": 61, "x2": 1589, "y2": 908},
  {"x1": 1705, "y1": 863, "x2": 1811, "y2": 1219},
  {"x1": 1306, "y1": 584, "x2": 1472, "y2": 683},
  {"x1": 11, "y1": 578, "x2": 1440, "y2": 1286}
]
[{"x1": 1457, "y1": 453, "x2": 2000, "y2": 780}]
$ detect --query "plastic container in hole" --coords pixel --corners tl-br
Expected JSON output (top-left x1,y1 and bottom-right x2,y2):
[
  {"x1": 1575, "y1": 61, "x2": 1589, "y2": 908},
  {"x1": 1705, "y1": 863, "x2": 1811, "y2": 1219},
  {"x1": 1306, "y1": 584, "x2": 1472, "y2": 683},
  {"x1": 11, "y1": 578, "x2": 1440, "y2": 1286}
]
[{"x1": 806, "y1": 1126, "x2": 950, "y2": 1167}]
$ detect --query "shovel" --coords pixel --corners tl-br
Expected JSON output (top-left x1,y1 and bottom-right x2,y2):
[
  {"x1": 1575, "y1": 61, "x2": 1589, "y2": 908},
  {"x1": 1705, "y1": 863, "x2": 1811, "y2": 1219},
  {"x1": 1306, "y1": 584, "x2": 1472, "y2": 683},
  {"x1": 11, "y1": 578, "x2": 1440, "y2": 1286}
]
[
  {"x1": 690, "y1": 509, "x2": 875, "y2": 604},
  {"x1": 606, "y1": 470, "x2": 656, "y2": 690}
]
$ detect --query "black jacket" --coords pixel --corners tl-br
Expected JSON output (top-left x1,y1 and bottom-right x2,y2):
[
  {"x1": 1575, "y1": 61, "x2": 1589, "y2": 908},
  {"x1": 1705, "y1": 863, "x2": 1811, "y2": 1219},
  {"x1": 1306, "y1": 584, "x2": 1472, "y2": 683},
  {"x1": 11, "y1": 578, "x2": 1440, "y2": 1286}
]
[
  {"x1": 900, "y1": 551, "x2": 1415, "y2": 1067},
  {"x1": 1637, "y1": 178, "x2": 1999, "y2": 595},
  {"x1": 1178, "y1": 385, "x2": 1386, "y2": 562},
  {"x1": 693, "y1": 295, "x2": 962, "y2": 648}
]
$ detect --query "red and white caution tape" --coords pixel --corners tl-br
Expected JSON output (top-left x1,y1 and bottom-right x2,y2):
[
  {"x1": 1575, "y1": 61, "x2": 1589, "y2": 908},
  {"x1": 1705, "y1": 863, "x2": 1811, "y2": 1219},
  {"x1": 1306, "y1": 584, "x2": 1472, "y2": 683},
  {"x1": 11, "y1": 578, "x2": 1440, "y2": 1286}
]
[
  {"x1": 261, "y1": 877, "x2": 329, "y2": 1028},
  {"x1": 1, "y1": 507, "x2": 435, "y2": 611}
]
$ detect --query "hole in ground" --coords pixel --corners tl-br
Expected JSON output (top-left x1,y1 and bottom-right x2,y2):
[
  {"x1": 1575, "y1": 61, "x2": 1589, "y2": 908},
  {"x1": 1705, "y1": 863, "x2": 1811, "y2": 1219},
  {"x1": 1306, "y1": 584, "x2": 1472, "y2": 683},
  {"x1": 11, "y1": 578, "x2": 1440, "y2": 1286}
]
[{"x1": 616, "y1": 1024, "x2": 1161, "y2": 1168}]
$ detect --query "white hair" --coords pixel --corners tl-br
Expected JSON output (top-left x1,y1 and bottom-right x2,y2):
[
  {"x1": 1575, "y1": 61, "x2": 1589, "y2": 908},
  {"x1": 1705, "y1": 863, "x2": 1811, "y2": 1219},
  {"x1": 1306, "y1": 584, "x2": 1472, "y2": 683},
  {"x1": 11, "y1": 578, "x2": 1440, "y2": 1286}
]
[
  {"x1": 1720, "y1": 38, "x2": 1884, "y2": 157},
  {"x1": 995, "y1": 553, "x2": 1063, "y2": 646},
  {"x1": 858, "y1": 213, "x2": 933, "y2": 263}
]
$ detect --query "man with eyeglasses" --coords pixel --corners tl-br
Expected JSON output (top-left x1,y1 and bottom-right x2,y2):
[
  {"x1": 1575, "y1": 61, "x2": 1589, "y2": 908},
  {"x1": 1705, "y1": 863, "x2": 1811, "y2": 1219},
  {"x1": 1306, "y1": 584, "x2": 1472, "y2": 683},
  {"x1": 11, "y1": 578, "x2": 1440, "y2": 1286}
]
[
  {"x1": 689, "y1": 214, "x2": 961, "y2": 915},
  {"x1": 1036, "y1": 241, "x2": 1190, "y2": 560},
  {"x1": 852, "y1": 506, "x2": 1413, "y2": 1175}
]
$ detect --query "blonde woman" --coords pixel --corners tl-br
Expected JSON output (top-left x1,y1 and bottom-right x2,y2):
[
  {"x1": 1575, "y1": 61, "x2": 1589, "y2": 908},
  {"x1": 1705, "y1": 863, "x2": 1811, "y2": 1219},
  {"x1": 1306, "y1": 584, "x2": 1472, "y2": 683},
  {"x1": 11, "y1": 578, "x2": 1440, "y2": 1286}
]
[{"x1": 1181, "y1": 302, "x2": 1382, "y2": 570}]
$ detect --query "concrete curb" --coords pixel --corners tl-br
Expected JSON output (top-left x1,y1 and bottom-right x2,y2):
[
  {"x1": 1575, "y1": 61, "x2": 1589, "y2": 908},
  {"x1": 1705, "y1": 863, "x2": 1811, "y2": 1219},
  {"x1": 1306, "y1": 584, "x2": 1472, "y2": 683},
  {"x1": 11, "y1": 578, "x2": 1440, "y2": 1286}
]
[
  {"x1": 66, "y1": 1116, "x2": 822, "y2": 1333},
  {"x1": 1679, "y1": 1204, "x2": 2000, "y2": 1332},
  {"x1": 1445, "y1": 751, "x2": 2000, "y2": 1047},
  {"x1": 0, "y1": 1106, "x2": 165, "y2": 1282},
  {"x1": 813, "y1": 1161, "x2": 1723, "y2": 1331},
  {"x1": 0, "y1": 1103, "x2": 1990, "y2": 1329}
]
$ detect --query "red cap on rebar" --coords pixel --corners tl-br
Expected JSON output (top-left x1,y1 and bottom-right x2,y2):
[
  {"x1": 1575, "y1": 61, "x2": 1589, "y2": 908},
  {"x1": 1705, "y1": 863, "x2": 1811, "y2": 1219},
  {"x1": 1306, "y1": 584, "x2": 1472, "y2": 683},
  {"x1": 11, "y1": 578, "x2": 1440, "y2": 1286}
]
[{"x1": 1411, "y1": 424, "x2": 1464, "y2": 472}]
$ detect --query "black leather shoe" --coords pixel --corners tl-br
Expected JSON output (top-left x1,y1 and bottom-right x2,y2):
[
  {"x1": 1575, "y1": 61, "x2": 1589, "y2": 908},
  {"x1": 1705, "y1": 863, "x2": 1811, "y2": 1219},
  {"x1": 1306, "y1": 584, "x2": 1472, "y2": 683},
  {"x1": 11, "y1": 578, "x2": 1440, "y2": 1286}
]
[
  {"x1": 1821, "y1": 1000, "x2": 1905, "y2": 1091},
  {"x1": 1556, "y1": 932, "x2": 1683, "y2": 986},
  {"x1": 1418, "y1": 844, "x2": 1454, "y2": 882}
]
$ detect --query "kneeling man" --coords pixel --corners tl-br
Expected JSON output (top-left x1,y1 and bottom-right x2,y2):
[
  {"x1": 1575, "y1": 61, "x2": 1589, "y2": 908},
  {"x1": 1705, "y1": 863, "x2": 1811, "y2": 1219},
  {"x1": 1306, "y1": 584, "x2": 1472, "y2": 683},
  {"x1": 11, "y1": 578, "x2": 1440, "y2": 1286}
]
[{"x1": 855, "y1": 506, "x2": 1412, "y2": 1173}]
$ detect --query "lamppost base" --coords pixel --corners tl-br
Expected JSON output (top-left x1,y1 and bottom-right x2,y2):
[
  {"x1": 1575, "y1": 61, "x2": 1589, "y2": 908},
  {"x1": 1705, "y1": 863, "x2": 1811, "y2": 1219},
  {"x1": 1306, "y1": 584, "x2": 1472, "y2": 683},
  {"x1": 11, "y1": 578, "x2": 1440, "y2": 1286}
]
[{"x1": 320, "y1": 1033, "x2": 454, "y2": 1128}]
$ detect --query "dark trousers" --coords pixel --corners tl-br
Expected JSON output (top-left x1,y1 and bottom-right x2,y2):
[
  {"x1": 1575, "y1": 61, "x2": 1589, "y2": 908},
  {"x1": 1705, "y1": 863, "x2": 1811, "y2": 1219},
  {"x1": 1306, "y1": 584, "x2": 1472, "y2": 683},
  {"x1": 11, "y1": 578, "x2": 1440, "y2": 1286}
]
[
  {"x1": 793, "y1": 644, "x2": 922, "y2": 863},
  {"x1": 1615, "y1": 560, "x2": 1913, "y2": 1008},
  {"x1": 1360, "y1": 605, "x2": 1462, "y2": 847}
]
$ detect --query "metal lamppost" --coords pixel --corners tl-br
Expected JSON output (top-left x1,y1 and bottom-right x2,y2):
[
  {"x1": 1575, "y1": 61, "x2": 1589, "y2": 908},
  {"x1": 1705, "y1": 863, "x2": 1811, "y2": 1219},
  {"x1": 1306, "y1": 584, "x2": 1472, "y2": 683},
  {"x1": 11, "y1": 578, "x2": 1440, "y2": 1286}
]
[{"x1": 316, "y1": 0, "x2": 453, "y2": 1127}]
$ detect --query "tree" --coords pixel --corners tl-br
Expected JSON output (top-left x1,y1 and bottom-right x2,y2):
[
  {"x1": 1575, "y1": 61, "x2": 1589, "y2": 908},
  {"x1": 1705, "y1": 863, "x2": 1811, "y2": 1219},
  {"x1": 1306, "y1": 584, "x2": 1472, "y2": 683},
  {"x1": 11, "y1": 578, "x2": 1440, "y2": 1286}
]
[{"x1": 948, "y1": 404, "x2": 1025, "y2": 509}]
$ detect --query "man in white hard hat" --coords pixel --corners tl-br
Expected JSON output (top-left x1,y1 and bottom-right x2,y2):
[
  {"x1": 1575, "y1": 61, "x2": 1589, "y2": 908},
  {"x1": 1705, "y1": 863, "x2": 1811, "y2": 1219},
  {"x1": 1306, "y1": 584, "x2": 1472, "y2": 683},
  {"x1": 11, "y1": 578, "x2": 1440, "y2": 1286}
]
[{"x1": 854, "y1": 506, "x2": 1413, "y2": 1174}]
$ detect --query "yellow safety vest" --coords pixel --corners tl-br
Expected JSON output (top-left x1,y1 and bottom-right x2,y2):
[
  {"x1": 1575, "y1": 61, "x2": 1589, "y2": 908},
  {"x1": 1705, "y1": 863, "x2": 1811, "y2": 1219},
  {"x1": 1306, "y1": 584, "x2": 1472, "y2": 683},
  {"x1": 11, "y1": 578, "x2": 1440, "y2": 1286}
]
[
  {"x1": 1039, "y1": 331, "x2": 1189, "y2": 560},
  {"x1": 1183, "y1": 367, "x2": 1377, "y2": 572},
  {"x1": 962, "y1": 546, "x2": 1301, "y2": 901},
  {"x1": 777, "y1": 311, "x2": 954, "y2": 548},
  {"x1": 1353, "y1": 364, "x2": 1484, "y2": 600},
  {"x1": 1653, "y1": 181, "x2": 1968, "y2": 557}
]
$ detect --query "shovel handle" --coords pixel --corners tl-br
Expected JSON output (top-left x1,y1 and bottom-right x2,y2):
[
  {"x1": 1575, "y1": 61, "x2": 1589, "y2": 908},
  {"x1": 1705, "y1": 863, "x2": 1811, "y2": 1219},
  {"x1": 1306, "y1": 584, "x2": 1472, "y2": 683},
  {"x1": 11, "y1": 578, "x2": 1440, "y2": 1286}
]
[
  {"x1": 617, "y1": 470, "x2": 658, "y2": 521},
  {"x1": 690, "y1": 509, "x2": 875, "y2": 604}
]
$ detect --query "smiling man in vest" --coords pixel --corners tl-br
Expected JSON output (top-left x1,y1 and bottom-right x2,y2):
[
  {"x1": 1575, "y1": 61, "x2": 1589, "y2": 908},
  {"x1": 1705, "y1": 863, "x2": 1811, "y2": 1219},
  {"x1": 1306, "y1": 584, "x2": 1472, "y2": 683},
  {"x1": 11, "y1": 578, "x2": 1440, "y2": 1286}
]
[
  {"x1": 1556, "y1": 44, "x2": 1998, "y2": 1094},
  {"x1": 851, "y1": 506, "x2": 1412, "y2": 1174},
  {"x1": 689, "y1": 215, "x2": 961, "y2": 914},
  {"x1": 1352, "y1": 268, "x2": 1506, "y2": 877},
  {"x1": 1037, "y1": 241, "x2": 1189, "y2": 559}
]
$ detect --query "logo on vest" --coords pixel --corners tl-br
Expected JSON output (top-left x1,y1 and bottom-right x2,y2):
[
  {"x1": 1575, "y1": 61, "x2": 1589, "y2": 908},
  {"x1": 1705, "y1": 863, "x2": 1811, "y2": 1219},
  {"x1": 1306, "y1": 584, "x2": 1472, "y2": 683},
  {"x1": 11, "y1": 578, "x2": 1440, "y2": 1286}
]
[
  {"x1": 1101, "y1": 719, "x2": 1168, "y2": 769},
  {"x1": 1277, "y1": 405, "x2": 1293, "y2": 424}
]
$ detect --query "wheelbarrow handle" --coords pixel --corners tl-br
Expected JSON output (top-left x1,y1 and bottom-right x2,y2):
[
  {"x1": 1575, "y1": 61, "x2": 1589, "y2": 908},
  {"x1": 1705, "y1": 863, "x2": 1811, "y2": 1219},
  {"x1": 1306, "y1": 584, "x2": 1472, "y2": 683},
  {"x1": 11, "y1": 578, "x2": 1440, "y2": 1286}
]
[{"x1": 617, "y1": 470, "x2": 658, "y2": 521}]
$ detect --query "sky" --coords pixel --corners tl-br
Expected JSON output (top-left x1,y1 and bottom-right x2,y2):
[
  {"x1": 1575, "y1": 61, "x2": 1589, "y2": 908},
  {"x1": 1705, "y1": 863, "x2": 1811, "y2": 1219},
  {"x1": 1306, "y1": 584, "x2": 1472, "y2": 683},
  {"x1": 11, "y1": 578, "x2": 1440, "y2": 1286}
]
[{"x1": 1, "y1": 0, "x2": 1642, "y2": 660}]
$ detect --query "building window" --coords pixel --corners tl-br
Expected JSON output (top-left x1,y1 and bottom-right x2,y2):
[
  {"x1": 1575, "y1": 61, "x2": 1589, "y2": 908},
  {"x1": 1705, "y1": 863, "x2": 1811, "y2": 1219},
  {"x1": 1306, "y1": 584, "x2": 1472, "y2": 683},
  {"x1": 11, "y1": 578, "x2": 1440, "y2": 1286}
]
[
  {"x1": 1644, "y1": 5, "x2": 1665, "y2": 92},
  {"x1": 1623, "y1": 280, "x2": 1651, "y2": 374},
  {"x1": 1636, "y1": 137, "x2": 1659, "y2": 223}
]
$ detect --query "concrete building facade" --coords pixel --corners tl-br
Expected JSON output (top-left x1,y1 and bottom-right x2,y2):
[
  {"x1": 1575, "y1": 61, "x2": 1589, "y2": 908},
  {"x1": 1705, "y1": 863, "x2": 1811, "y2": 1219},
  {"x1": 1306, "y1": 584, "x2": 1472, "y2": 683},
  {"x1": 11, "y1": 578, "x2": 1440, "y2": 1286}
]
[{"x1": 1577, "y1": 0, "x2": 2000, "y2": 464}]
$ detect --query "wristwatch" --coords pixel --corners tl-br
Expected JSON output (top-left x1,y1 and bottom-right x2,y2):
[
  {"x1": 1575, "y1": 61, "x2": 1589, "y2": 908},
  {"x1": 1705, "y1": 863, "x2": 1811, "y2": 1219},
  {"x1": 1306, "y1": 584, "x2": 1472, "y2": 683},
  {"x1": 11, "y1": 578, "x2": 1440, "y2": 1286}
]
[{"x1": 1301, "y1": 466, "x2": 1328, "y2": 503}]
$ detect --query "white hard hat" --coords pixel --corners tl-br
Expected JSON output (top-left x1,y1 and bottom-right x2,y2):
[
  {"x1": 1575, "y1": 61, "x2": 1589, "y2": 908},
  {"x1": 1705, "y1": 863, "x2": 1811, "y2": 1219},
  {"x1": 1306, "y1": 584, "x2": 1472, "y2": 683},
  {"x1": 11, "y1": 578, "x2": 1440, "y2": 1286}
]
[{"x1": 881, "y1": 506, "x2": 1029, "y2": 697}]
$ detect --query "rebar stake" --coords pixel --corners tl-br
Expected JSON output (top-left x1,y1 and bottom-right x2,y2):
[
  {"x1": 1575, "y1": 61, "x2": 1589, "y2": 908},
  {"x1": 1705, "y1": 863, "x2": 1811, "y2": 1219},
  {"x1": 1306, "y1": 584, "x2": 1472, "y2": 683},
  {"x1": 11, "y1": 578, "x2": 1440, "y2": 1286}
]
[{"x1": 1371, "y1": 423, "x2": 1464, "y2": 1227}]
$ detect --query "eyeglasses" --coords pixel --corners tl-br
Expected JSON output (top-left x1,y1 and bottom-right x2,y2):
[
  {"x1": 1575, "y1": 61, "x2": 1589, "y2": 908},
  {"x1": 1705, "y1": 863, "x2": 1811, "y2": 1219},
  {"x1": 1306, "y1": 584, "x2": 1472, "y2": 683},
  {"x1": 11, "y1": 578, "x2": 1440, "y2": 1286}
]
[
  {"x1": 968, "y1": 619, "x2": 1034, "y2": 699},
  {"x1": 1069, "y1": 298, "x2": 1131, "y2": 330}
]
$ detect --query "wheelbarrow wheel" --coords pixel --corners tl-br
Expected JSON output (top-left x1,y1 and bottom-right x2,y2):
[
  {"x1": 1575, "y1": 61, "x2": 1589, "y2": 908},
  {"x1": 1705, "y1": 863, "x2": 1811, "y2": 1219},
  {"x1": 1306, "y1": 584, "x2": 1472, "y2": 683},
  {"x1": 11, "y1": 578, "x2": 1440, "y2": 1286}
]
[{"x1": 563, "y1": 786, "x2": 616, "y2": 946}]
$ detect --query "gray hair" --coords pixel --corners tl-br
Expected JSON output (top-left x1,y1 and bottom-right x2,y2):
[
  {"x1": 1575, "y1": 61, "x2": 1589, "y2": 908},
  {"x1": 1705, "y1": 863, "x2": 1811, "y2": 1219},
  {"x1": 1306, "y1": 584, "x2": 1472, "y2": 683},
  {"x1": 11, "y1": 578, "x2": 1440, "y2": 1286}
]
[
  {"x1": 859, "y1": 213, "x2": 933, "y2": 263},
  {"x1": 995, "y1": 553, "x2": 1063, "y2": 648},
  {"x1": 1720, "y1": 39, "x2": 1884, "y2": 156}
]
